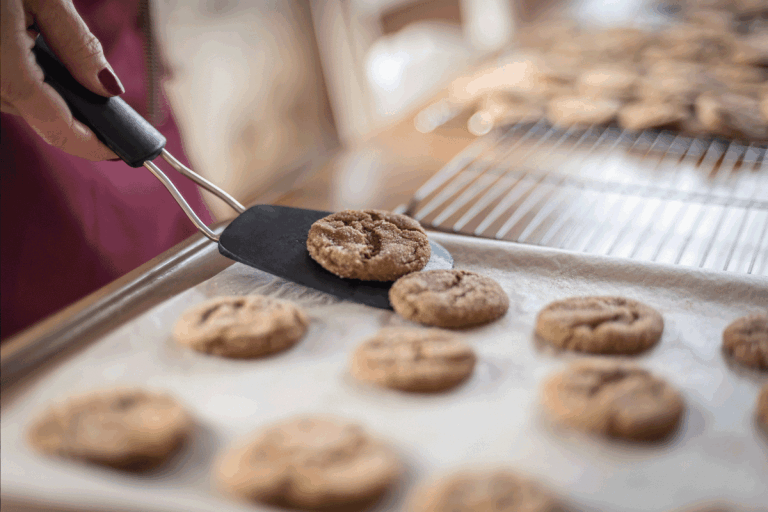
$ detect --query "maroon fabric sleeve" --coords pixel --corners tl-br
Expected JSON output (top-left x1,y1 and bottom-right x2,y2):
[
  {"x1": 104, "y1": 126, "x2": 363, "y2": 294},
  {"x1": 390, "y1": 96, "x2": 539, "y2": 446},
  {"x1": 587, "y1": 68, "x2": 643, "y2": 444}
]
[{"x1": 1, "y1": 0, "x2": 213, "y2": 339}]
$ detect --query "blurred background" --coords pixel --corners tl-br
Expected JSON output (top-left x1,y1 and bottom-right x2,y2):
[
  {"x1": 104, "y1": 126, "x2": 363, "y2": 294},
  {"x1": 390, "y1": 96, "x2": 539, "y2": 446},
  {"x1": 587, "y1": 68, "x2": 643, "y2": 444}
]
[
  {"x1": 149, "y1": 0, "x2": 765, "y2": 276},
  {"x1": 152, "y1": 0, "x2": 567, "y2": 218},
  {"x1": 1, "y1": 0, "x2": 762, "y2": 291}
]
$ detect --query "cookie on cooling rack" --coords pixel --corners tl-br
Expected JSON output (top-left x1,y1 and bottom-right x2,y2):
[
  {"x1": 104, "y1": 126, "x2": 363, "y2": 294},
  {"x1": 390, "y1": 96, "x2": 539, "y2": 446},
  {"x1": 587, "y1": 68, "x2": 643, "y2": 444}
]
[
  {"x1": 618, "y1": 101, "x2": 689, "y2": 131},
  {"x1": 577, "y1": 65, "x2": 638, "y2": 101},
  {"x1": 696, "y1": 91, "x2": 768, "y2": 140},
  {"x1": 546, "y1": 96, "x2": 621, "y2": 127}
]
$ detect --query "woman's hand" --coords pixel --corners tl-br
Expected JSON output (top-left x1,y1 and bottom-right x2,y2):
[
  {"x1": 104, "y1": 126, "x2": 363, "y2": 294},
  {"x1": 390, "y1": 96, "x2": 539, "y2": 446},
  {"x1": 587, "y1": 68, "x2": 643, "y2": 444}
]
[{"x1": 1, "y1": 0, "x2": 124, "y2": 160}]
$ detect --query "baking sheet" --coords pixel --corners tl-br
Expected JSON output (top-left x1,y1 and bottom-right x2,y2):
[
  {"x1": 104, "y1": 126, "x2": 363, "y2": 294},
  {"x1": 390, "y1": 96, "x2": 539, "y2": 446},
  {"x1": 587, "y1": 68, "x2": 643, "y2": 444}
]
[{"x1": 2, "y1": 232, "x2": 767, "y2": 512}]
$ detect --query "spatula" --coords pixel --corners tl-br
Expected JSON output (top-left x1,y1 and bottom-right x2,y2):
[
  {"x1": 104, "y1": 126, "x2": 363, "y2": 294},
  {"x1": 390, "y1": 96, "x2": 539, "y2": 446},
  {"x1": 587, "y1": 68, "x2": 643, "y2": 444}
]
[{"x1": 32, "y1": 35, "x2": 452, "y2": 309}]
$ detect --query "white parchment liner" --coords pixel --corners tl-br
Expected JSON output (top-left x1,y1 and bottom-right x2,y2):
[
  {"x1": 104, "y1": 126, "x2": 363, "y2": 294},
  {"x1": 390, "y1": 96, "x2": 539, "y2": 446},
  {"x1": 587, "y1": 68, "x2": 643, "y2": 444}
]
[{"x1": 2, "y1": 233, "x2": 767, "y2": 512}]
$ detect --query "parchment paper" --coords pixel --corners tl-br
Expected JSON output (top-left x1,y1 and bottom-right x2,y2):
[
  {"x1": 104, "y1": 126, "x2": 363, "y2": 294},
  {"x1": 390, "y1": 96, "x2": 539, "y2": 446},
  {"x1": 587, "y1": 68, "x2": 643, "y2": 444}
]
[{"x1": 2, "y1": 233, "x2": 767, "y2": 512}]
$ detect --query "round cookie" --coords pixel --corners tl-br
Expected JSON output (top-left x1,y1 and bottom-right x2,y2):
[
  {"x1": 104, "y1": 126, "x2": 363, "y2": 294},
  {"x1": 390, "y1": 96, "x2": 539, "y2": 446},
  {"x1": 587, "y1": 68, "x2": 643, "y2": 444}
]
[
  {"x1": 695, "y1": 92, "x2": 768, "y2": 140},
  {"x1": 541, "y1": 359, "x2": 684, "y2": 441},
  {"x1": 306, "y1": 209, "x2": 431, "y2": 281},
  {"x1": 217, "y1": 416, "x2": 402, "y2": 510},
  {"x1": 577, "y1": 66, "x2": 638, "y2": 101},
  {"x1": 757, "y1": 383, "x2": 768, "y2": 436},
  {"x1": 409, "y1": 469, "x2": 562, "y2": 512},
  {"x1": 173, "y1": 295, "x2": 308, "y2": 359},
  {"x1": 28, "y1": 389, "x2": 191, "y2": 470},
  {"x1": 351, "y1": 328, "x2": 476, "y2": 392},
  {"x1": 389, "y1": 270, "x2": 509, "y2": 329},
  {"x1": 618, "y1": 101, "x2": 689, "y2": 131},
  {"x1": 667, "y1": 505, "x2": 733, "y2": 512},
  {"x1": 722, "y1": 313, "x2": 768, "y2": 370},
  {"x1": 535, "y1": 296, "x2": 664, "y2": 355},
  {"x1": 546, "y1": 96, "x2": 620, "y2": 127}
]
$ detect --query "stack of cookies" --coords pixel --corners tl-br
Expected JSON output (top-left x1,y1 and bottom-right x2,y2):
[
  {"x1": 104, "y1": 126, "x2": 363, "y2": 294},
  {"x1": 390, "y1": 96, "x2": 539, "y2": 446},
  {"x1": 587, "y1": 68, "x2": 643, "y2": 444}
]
[
  {"x1": 25, "y1": 208, "x2": 767, "y2": 511},
  {"x1": 305, "y1": 210, "x2": 509, "y2": 395}
]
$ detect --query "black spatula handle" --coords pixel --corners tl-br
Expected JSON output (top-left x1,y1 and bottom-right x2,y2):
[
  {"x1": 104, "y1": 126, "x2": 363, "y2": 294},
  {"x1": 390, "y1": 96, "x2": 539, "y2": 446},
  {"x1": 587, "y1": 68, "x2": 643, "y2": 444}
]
[{"x1": 32, "y1": 35, "x2": 166, "y2": 167}]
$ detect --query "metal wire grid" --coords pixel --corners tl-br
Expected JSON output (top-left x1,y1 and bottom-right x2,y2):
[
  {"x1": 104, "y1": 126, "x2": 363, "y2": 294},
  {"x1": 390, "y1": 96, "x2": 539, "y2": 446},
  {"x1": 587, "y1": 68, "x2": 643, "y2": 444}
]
[{"x1": 406, "y1": 121, "x2": 768, "y2": 276}]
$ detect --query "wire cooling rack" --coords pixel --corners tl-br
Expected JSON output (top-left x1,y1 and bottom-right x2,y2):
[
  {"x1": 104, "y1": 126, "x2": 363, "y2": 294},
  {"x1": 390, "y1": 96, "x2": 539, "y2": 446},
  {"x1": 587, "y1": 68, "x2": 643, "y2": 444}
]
[{"x1": 406, "y1": 121, "x2": 768, "y2": 276}]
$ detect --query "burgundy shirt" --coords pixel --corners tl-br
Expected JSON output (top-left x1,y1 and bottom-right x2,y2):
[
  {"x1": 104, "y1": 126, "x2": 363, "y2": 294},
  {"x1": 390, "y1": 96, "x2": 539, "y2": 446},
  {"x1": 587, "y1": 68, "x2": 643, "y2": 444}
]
[{"x1": 1, "y1": 0, "x2": 212, "y2": 339}]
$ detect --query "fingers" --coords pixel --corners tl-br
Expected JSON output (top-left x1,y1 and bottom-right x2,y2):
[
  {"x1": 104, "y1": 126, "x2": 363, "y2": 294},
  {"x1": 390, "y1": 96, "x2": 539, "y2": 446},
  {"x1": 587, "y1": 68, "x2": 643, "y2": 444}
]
[
  {"x1": 16, "y1": 77, "x2": 118, "y2": 161},
  {"x1": 5, "y1": 30, "x2": 116, "y2": 160},
  {"x1": 29, "y1": 0, "x2": 125, "y2": 98},
  {"x1": 1, "y1": 0, "x2": 117, "y2": 160}
]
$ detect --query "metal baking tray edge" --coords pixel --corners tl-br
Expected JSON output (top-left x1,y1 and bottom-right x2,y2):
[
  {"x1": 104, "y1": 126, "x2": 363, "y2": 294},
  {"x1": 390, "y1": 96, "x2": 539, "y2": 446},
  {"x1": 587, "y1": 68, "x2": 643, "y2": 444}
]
[{"x1": 0, "y1": 222, "x2": 233, "y2": 392}]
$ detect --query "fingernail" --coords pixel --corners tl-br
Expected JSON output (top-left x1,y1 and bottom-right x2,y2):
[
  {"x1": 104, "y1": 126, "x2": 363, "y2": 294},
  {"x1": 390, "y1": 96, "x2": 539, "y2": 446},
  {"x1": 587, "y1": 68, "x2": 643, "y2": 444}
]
[
  {"x1": 108, "y1": 157, "x2": 122, "y2": 161},
  {"x1": 98, "y1": 68, "x2": 125, "y2": 96}
]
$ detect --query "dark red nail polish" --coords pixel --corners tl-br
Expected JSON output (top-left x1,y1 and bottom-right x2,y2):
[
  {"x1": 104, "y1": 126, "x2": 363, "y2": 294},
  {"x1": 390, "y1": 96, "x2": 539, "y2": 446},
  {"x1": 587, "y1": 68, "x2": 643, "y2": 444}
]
[{"x1": 98, "y1": 68, "x2": 125, "y2": 96}]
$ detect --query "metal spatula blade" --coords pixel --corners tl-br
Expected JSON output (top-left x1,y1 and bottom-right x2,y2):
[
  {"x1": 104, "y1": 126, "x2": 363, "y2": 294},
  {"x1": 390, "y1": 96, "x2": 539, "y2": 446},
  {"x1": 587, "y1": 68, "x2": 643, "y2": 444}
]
[
  {"x1": 33, "y1": 35, "x2": 453, "y2": 309},
  {"x1": 219, "y1": 205, "x2": 452, "y2": 309}
]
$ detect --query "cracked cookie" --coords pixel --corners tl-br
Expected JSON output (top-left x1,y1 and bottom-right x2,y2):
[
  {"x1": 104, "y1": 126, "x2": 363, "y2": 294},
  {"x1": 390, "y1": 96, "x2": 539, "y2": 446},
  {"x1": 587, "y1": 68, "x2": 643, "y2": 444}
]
[
  {"x1": 306, "y1": 209, "x2": 430, "y2": 281},
  {"x1": 174, "y1": 295, "x2": 309, "y2": 359},
  {"x1": 535, "y1": 296, "x2": 663, "y2": 355},
  {"x1": 618, "y1": 101, "x2": 689, "y2": 131},
  {"x1": 635, "y1": 71, "x2": 704, "y2": 107},
  {"x1": 350, "y1": 328, "x2": 476, "y2": 392},
  {"x1": 28, "y1": 389, "x2": 191, "y2": 470},
  {"x1": 577, "y1": 66, "x2": 638, "y2": 101},
  {"x1": 695, "y1": 91, "x2": 768, "y2": 140},
  {"x1": 409, "y1": 469, "x2": 563, "y2": 512},
  {"x1": 541, "y1": 359, "x2": 684, "y2": 441},
  {"x1": 734, "y1": 33, "x2": 768, "y2": 67},
  {"x1": 546, "y1": 96, "x2": 620, "y2": 127},
  {"x1": 217, "y1": 416, "x2": 402, "y2": 510},
  {"x1": 722, "y1": 313, "x2": 768, "y2": 370},
  {"x1": 757, "y1": 383, "x2": 768, "y2": 436},
  {"x1": 389, "y1": 270, "x2": 509, "y2": 329}
]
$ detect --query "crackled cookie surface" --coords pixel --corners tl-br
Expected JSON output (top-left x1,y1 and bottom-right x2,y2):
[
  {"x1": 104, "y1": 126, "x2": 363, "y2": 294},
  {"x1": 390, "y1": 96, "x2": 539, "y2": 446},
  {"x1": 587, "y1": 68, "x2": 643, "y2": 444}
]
[
  {"x1": 28, "y1": 389, "x2": 191, "y2": 470},
  {"x1": 307, "y1": 209, "x2": 430, "y2": 281},
  {"x1": 757, "y1": 383, "x2": 768, "y2": 436},
  {"x1": 541, "y1": 359, "x2": 684, "y2": 441},
  {"x1": 351, "y1": 328, "x2": 476, "y2": 392},
  {"x1": 536, "y1": 296, "x2": 663, "y2": 355},
  {"x1": 389, "y1": 270, "x2": 509, "y2": 328},
  {"x1": 618, "y1": 101, "x2": 688, "y2": 131},
  {"x1": 546, "y1": 96, "x2": 620, "y2": 126},
  {"x1": 410, "y1": 469, "x2": 563, "y2": 512},
  {"x1": 174, "y1": 295, "x2": 308, "y2": 359},
  {"x1": 723, "y1": 313, "x2": 768, "y2": 370},
  {"x1": 217, "y1": 416, "x2": 402, "y2": 509}
]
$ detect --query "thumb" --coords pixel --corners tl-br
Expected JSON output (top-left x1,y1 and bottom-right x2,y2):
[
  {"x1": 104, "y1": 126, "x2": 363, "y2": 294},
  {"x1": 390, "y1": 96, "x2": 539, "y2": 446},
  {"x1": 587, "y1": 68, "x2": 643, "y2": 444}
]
[{"x1": 30, "y1": 0, "x2": 125, "y2": 98}]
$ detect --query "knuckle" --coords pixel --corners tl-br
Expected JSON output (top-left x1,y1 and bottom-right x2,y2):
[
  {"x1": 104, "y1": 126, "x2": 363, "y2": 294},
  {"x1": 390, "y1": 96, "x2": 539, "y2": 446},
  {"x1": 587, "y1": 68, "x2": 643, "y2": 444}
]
[
  {"x1": 0, "y1": 36, "x2": 38, "y2": 102},
  {"x1": 1, "y1": 70, "x2": 39, "y2": 103},
  {"x1": 71, "y1": 33, "x2": 104, "y2": 61},
  {"x1": 33, "y1": 124, "x2": 68, "y2": 149}
]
